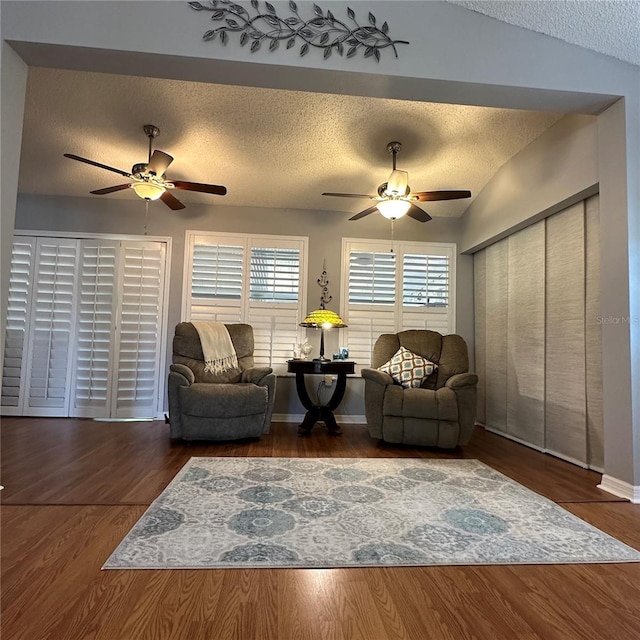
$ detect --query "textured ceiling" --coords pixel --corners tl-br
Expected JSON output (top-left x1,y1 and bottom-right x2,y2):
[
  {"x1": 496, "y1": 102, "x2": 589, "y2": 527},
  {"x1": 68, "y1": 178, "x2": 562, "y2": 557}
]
[
  {"x1": 20, "y1": 68, "x2": 563, "y2": 218},
  {"x1": 448, "y1": 0, "x2": 640, "y2": 66},
  {"x1": 16, "y1": 1, "x2": 637, "y2": 219}
]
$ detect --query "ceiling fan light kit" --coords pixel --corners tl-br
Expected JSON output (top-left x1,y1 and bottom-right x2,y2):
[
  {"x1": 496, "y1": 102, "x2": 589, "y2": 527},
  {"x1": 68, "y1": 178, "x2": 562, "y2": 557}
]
[
  {"x1": 131, "y1": 181, "x2": 165, "y2": 201},
  {"x1": 64, "y1": 124, "x2": 227, "y2": 210},
  {"x1": 322, "y1": 141, "x2": 471, "y2": 223},
  {"x1": 377, "y1": 198, "x2": 411, "y2": 220}
]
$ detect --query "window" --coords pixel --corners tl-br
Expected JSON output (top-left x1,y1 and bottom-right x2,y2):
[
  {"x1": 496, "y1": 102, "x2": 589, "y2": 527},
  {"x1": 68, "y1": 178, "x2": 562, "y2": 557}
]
[
  {"x1": 183, "y1": 231, "x2": 308, "y2": 372},
  {"x1": 341, "y1": 239, "x2": 456, "y2": 367}
]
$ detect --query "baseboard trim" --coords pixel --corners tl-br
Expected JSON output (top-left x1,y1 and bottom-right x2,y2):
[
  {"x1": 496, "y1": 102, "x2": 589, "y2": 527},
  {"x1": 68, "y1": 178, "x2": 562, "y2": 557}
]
[
  {"x1": 482, "y1": 425, "x2": 546, "y2": 453},
  {"x1": 272, "y1": 414, "x2": 367, "y2": 425},
  {"x1": 598, "y1": 475, "x2": 640, "y2": 503},
  {"x1": 481, "y1": 425, "x2": 597, "y2": 470}
]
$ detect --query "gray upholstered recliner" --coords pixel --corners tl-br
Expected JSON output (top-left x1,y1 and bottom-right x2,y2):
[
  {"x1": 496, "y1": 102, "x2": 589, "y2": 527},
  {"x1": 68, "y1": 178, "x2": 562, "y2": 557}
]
[
  {"x1": 168, "y1": 322, "x2": 276, "y2": 440},
  {"x1": 362, "y1": 330, "x2": 478, "y2": 448}
]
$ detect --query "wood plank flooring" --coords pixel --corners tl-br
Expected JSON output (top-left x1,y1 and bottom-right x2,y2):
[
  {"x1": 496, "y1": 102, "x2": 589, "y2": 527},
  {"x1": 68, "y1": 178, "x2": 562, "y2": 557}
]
[{"x1": 2, "y1": 417, "x2": 639, "y2": 640}]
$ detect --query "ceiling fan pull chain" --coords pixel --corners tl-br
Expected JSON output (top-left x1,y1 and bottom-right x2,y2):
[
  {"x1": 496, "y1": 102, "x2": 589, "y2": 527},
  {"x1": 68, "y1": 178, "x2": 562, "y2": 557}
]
[
  {"x1": 390, "y1": 218, "x2": 395, "y2": 253},
  {"x1": 144, "y1": 200, "x2": 149, "y2": 236}
]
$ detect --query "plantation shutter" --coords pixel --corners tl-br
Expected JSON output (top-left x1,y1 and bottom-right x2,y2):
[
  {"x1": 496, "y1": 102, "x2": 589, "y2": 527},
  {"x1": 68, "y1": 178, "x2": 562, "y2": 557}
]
[
  {"x1": 1, "y1": 238, "x2": 36, "y2": 414},
  {"x1": 113, "y1": 240, "x2": 166, "y2": 418},
  {"x1": 401, "y1": 250, "x2": 453, "y2": 334},
  {"x1": 342, "y1": 239, "x2": 456, "y2": 368},
  {"x1": 188, "y1": 240, "x2": 244, "y2": 323},
  {"x1": 24, "y1": 238, "x2": 79, "y2": 416},
  {"x1": 345, "y1": 249, "x2": 396, "y2": 366},
  {"x1": 71, "y1": 240, "x2": 118, "y2": 417},
  {"x1": 183, "y1": 232, "x2": 307, "y2": 371},
  {"x1": 248, "y1": 244, "x2": 303, "y2": 370}
]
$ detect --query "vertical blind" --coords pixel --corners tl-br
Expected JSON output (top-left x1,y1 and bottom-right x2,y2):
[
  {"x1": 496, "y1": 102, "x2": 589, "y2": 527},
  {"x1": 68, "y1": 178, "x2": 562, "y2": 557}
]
[
  {"x1": 342, "y1": 239, "x2": 456, "y2": 367},
  {"x1": 474, "y1": 195, "x2": 603, "y2": 470}
]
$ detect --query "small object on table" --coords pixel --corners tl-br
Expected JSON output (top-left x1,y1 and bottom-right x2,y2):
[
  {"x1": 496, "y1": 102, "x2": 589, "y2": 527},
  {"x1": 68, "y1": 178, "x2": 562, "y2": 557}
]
[{"x1": 287, "y1": 359, "x2": 356, "y2": 436}]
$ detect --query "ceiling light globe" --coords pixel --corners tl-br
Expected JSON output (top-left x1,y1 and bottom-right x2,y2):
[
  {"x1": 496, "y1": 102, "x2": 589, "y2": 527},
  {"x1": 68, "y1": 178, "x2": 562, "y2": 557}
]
[
  {"x1": 377, "y1": 199, "x2": 411, "y2": 219},
  {"x1": 132, "y1": 182, "x2": 165, "y2": 201}
]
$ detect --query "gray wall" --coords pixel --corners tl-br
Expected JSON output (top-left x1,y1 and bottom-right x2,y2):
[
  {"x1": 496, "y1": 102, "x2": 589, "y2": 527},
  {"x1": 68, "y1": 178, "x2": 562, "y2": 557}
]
[
  {"x1": 15, "y1": 192, "x2": 469, "y2": 416},
  {"x1": 2, "y1": 0, "x2": 638, "y2": 489},
  {"x1": 460, "y1": 114, "x2": 598, "y2": 253},
  {"x1": 0, "y1": 42, "x2": 27, "y2": 371}
]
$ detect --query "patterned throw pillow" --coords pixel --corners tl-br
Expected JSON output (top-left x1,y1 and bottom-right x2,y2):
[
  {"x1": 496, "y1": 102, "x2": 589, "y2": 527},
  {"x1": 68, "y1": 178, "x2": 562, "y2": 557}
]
[{"x1": 377, "y1": 346, "x2": 437, "y2": 389}]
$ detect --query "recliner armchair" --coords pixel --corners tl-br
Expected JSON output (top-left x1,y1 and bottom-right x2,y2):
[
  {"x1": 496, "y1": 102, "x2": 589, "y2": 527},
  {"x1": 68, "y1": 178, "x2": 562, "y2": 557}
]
[
  {"x1": 362, "y1": 330, "x2": 478, "y2": 448},
  {"x1": 168, "y1": 322, "x2": 276, "y2": 440}
]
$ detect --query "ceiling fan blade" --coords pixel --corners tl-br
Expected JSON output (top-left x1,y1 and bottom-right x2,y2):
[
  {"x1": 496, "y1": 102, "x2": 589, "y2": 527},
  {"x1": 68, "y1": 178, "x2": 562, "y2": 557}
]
[
  {"x1": 147, "y1": 150, "x2": 173, "y2": 176},
  {"x1": 410, "y1": 190, "x2": 472, "y2": 202},
  {"x1": 90, "y1": 183, "x2": 132, "y2": 195},
  {"x1": 160, "y1": 190, "x2": 186, "y2": 210},
  {"x1": 170, "y1": 180, "x2": 227, "y2": 196},
  {"x1": 406, "y1": 204, "x2": 432, "y2": 223},
  {"x1": 323, "y1": 192, "x2": 376, "y2": 199},
  {"x1": 349, "y1": 204, "x2": 380, "y2": 221},
  {"x1": 64, "y1": 153, "x2": 132, "y2": 178}
]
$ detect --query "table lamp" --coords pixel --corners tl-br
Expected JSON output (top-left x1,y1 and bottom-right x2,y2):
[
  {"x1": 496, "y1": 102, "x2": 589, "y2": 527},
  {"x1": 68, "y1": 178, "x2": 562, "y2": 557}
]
[{"x1": 299, "y1": 309, "x2": 347, "y2": 361}]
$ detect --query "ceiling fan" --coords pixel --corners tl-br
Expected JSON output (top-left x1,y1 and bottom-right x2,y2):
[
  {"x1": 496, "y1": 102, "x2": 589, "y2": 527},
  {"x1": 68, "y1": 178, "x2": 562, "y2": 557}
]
[
  {"x1": 323, "y1": 141, "x2": 472, "y2": 222},
  {"x1": 64, "y1": 124, "x2": 227, "y2": 210}
]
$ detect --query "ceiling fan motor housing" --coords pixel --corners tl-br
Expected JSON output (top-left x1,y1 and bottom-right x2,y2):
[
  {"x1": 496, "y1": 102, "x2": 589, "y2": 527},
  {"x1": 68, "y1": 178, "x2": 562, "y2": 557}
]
[{"x1": 132, "y1": 163, "x2": 148, "y2": 177}]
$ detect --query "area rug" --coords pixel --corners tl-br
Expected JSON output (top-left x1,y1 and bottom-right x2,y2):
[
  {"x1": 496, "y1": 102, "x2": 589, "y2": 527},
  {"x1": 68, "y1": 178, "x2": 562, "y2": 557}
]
[{"x1": 103, "y1": 457, "x2": 640, "y2": 569}]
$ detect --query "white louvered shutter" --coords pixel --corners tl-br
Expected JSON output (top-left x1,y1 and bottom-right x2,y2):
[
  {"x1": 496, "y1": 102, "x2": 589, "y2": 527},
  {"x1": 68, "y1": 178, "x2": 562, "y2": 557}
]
[
  {"x1": 187, "y1": 240, "x2": 244, "y2": 323},
  {"x1": 401, "y1": 251, "x2": 453, "y2": 334},
  {"x1": 342, "y1": 240, "x2": 456, "y2": 368},
  {"x1": 183, "y1": 232, "x2": 308, "y2": 371},
  {"x1": 113, "y1": 241, "x2": 166, "y2": 418},
  {"x1": 343, "y1": 249, "x2": 396, "y2": 367},
  {"x1": 71, "y1": 240, "x2": 118, "y2": 417},
  {"x1": 248, "y1": 244, "x2": 304, "y2": 371},
  {"x1": 1, "y1": 238, "x2": 36, "y2": 414},
  {"x1": 24, "y1": 238, "x2": 79, "y2": 416}
]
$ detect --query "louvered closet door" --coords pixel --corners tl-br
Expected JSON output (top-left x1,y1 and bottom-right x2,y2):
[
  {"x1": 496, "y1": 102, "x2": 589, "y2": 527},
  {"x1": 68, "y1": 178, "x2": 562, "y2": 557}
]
[
  {"x1": 24, "y1": 238, "x2": 79, "y2": 416},
  {"x1": 71, "y1": 240, "x2": 118, "y2": 418},
  {"x1": 112, "y1": 241, "x2": 166, "y2": 418},
  {"x1": 1, "y1": 238, "x2": 36, "y2": 414}
]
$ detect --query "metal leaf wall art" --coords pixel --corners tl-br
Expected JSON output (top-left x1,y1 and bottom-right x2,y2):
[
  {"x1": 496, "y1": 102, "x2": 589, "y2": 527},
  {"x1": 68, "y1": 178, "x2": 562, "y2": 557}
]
[{"x1": 188, "y1": 0, "x2": 409, "y2": 61}]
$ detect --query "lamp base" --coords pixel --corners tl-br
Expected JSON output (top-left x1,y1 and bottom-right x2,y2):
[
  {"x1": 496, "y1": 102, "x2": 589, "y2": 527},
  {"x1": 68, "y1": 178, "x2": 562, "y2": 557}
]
[{"x1": 313, "y1": 356, "x2": 331, "y2": 363}]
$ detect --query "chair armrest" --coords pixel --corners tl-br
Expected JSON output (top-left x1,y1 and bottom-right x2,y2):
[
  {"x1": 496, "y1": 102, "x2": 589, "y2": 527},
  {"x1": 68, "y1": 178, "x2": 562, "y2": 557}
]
[
  {"x1": 445, "y1": 372, "x2": 478, "y2": 390},
  {"x1": 170, "y1": 363, "x2": 195, "y2": 385},
  {"x1": 361, "y1": 368, "x2": 394, "y2": 386},
  {"x1": 241, "y1": 366, "x2": 274, "y2": 385}
]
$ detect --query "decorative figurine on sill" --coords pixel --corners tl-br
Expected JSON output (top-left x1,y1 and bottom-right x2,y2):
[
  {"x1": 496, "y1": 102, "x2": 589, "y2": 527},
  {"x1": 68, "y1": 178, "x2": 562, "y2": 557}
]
[{"x1": 293, "y1": 341, "x2": 312, "y2": 360}]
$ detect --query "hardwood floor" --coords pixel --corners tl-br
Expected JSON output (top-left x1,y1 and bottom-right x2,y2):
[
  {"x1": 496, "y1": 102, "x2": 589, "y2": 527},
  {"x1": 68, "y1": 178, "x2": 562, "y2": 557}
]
[{"x1": 2, "y1": 417, "x2": 639, "y2": 640}]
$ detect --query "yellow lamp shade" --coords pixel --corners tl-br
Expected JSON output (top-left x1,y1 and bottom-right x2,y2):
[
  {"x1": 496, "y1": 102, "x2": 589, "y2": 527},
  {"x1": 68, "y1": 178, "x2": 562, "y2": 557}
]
[
  {"x1": 300, "y1": 309, "x2": 347, "y2": 360},
  {"x1": 300, "y1": 309, "x2": 347, "y2": 329}
]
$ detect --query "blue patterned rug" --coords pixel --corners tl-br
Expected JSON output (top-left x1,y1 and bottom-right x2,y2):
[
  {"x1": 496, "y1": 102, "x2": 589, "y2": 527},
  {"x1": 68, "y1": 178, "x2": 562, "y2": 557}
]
[{"x1": 103, "y1": 457, "x2": 640, "y2": 569}]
